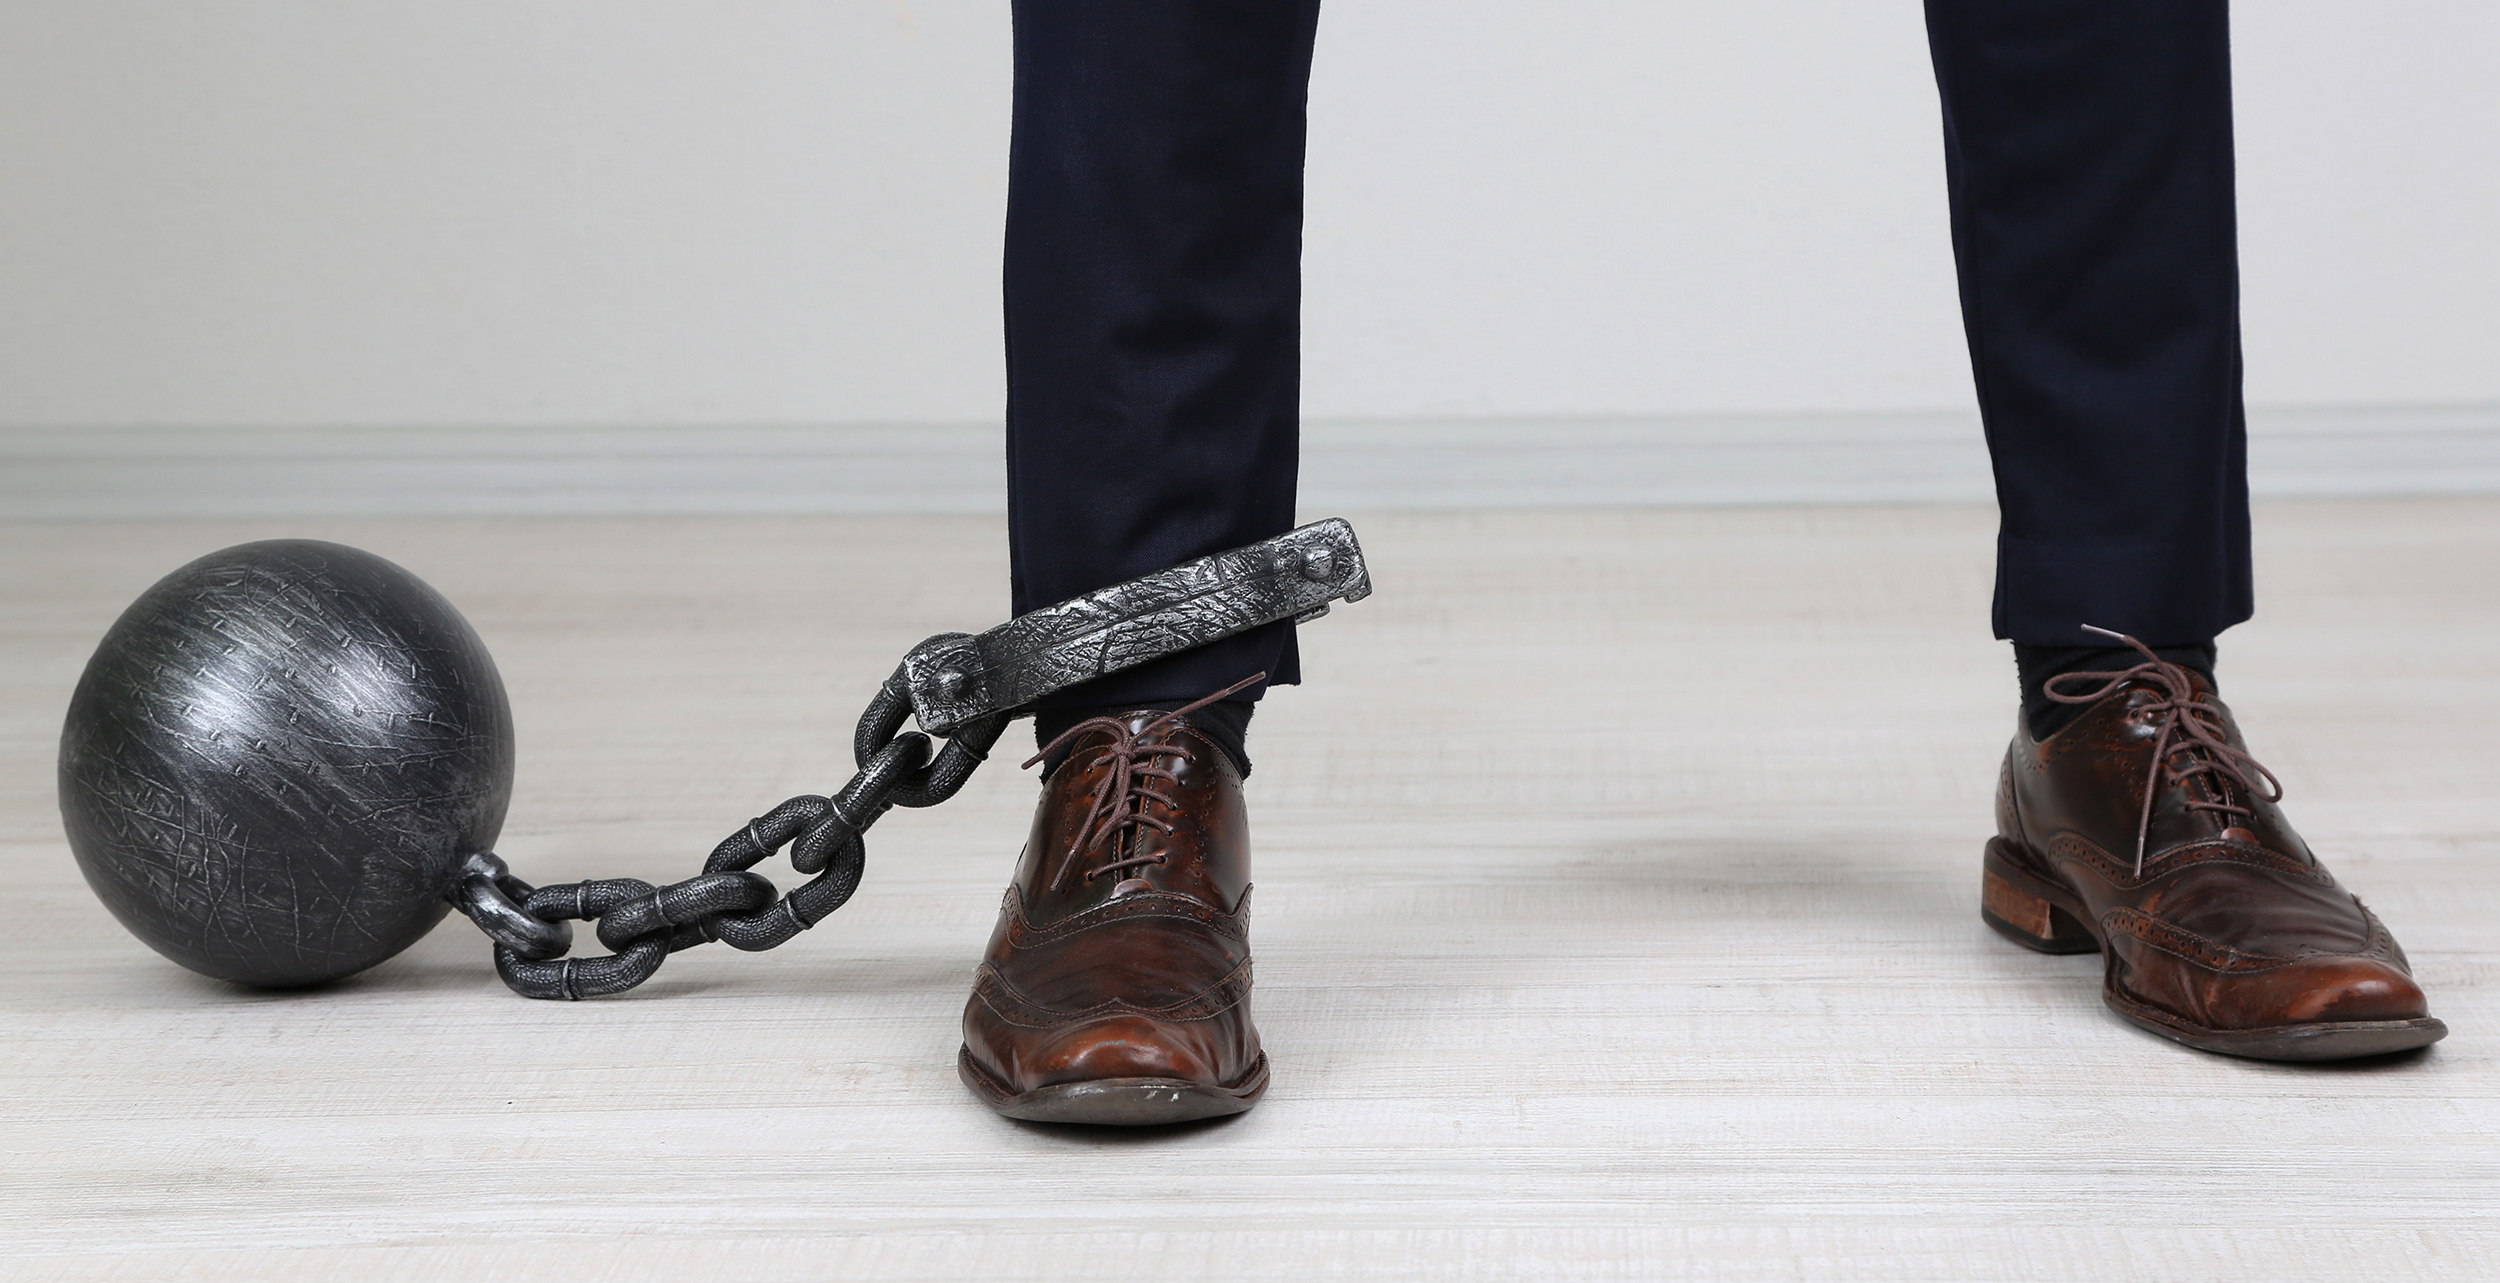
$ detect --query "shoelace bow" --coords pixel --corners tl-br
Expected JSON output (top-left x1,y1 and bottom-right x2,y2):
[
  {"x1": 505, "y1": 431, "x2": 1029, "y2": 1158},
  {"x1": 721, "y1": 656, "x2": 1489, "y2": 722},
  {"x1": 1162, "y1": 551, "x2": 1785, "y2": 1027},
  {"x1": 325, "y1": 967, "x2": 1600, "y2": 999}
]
[
  {"x1": 1023, "y1": 672, "x2": 1264, "y2": 892},
  {"x1": 2044, "y1": 625, "x2": 2284, "y2": 875}
]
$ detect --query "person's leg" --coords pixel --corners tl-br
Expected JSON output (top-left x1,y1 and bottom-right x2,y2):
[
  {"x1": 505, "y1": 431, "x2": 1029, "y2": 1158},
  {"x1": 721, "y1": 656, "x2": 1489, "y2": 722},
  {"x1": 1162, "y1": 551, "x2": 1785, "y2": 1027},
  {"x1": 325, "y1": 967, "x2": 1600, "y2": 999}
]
[
  {"x1": 1926, "y1": 0, "x2": 2249, "y2": 661},
  {"x1": 1928, "y1": 0, "x2": 2443, "y2": 1060},
  {"x1": 1005, "y1": 0, "x2": 1320, "y2": 724},
  {"x1": 962, "y1": 0, "x2": 1323, "y2": 1125}
]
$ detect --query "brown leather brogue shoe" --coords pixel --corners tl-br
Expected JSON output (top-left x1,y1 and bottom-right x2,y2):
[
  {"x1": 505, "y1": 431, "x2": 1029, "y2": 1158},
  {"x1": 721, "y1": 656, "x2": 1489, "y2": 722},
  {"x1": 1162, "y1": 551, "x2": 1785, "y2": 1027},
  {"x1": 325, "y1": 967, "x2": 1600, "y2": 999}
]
[
  {"x1": 958, "y1": 691, "x2": 1268, "y2": 1124},
  {"x1": 1985, "y1": 632, "x2": 2445, "y2": 1061}
]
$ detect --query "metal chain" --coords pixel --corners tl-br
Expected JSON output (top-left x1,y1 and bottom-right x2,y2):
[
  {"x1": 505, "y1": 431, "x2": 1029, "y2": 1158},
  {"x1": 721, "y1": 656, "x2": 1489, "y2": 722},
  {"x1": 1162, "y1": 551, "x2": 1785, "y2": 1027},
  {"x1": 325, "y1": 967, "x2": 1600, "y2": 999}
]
[
  {"x1": 448, "y1": 643, "x2": 1010, "y2": 1000},
  {"x1": 438, "y1": 518, "x2": 1374, "y2": 1000}
]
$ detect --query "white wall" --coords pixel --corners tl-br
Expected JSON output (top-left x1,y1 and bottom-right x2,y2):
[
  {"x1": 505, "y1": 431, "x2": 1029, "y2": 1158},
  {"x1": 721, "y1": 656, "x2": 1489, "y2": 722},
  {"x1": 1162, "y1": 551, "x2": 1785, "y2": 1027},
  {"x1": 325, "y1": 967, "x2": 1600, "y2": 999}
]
[{"x1": 2, "y1": 1, "x2": 2493, "y2": 429}]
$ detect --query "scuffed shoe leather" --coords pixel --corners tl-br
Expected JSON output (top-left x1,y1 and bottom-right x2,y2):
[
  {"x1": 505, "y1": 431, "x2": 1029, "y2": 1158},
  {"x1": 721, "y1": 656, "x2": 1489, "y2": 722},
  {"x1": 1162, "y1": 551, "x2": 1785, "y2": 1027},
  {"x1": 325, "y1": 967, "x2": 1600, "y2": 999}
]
[
  {"x1": 958, "y1": 700, "x2": 1267, "y2": 1124},
  {"x1": 1984, "y1": 635, "x2": 2445, "y2": 1061}
]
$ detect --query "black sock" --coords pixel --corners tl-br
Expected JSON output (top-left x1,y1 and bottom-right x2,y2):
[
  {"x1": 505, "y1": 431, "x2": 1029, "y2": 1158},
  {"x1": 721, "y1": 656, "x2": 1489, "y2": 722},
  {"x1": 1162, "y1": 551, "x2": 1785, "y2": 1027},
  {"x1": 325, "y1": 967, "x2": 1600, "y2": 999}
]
[
  {"x1": 1032, "y1": 699, "x2": 1257, "y2": 779},
  {"x1": 2015, "y1": 641, "x2": 2217, "y2": 742}
]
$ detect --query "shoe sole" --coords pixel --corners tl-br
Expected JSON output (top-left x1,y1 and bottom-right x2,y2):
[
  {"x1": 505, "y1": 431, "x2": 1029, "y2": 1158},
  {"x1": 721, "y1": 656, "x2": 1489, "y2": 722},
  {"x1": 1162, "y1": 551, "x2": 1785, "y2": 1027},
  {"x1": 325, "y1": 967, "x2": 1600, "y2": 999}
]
[
  {"x1": 957, "y1": 1047, "x2": 1269, "y2": 1125},
  {"x1": 1981, "y1": 839, "x2": 2448, "y2": 1062}
]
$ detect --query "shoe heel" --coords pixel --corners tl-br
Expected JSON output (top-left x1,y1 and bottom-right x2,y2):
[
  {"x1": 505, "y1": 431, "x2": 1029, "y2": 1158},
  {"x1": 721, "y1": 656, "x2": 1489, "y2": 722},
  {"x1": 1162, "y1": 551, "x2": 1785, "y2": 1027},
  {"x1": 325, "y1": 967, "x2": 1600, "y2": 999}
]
[{"x1": 1981, "y1": 866, "x2": 2097, "y2": 954}]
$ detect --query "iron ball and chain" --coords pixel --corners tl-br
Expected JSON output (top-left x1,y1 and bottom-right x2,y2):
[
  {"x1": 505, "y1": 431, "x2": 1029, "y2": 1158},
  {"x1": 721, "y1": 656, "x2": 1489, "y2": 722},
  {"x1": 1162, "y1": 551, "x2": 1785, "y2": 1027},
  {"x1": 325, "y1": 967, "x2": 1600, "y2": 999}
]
[{"x1": 62, "y1": 521, "x2": 1366, "y2": 997}]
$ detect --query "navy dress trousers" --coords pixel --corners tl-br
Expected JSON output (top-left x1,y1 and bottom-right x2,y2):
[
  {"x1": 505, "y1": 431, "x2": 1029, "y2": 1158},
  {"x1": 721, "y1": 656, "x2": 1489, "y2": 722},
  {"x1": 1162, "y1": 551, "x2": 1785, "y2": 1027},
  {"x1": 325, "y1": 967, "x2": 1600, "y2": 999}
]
[{"x1": 1003, "y1": 0, "x2": 2253, "y2": 710}]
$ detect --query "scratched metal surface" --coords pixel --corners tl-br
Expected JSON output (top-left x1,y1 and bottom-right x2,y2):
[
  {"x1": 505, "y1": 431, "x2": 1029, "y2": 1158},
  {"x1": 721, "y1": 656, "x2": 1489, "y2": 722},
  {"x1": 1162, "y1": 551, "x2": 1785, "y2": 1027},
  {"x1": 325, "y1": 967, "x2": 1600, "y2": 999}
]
[
  {"x1": 56, "y1": 540, "x2": 513, "y2": 987},
  {"x1": 904, "y1": 518, "x2": 1372, "y2": 732}
]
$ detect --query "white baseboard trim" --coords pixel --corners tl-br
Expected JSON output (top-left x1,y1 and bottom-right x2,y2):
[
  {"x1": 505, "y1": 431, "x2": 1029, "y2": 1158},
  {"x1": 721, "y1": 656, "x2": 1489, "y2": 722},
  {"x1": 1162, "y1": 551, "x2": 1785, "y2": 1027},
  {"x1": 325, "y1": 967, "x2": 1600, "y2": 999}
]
[
  {"x1": 0, "y1": 423, "x2": 1006, "y2": 518},
  {"x1": 6, "y1": 405, "x2": 2496, "y2": 517}
]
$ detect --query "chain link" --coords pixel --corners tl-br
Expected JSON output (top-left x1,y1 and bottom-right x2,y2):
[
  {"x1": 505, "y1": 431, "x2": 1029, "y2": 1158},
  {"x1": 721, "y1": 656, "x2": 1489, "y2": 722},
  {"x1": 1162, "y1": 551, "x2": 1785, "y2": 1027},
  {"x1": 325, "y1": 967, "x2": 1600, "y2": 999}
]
[
  {"x1": 447, "y1": 851, "x2": 571, "y2": 961},
  {"x1": 466, "y1": 645, "x2": 1011, "y2": 1000}
]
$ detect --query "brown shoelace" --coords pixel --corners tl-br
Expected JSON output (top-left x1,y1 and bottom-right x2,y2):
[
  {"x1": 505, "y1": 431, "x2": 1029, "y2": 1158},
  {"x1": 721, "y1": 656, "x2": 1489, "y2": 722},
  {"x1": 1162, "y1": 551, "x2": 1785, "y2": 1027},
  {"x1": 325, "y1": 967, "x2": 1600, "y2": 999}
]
[
  {"x1": 1024, "y1": 672, "x2": 1265, "y2": 891},
  {"x1": 2045, "y1": 625, "x2": 2284, "y2": 874}
]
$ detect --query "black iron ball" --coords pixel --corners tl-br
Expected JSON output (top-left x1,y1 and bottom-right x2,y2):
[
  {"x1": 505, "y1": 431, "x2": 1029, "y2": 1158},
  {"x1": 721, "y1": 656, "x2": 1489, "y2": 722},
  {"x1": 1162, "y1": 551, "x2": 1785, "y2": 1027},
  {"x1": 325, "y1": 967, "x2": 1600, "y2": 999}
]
[{"x1": 58, "y1": 540, "x2": 515, "y2": 987}]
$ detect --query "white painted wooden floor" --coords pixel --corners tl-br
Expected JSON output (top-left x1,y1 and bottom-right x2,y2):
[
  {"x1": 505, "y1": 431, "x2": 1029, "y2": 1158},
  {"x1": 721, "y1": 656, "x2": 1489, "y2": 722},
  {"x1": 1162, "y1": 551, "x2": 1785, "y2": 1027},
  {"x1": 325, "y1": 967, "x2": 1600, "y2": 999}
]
[{"x1": 3, "y1": 502, "x2": 2494, "y2": 1281}]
